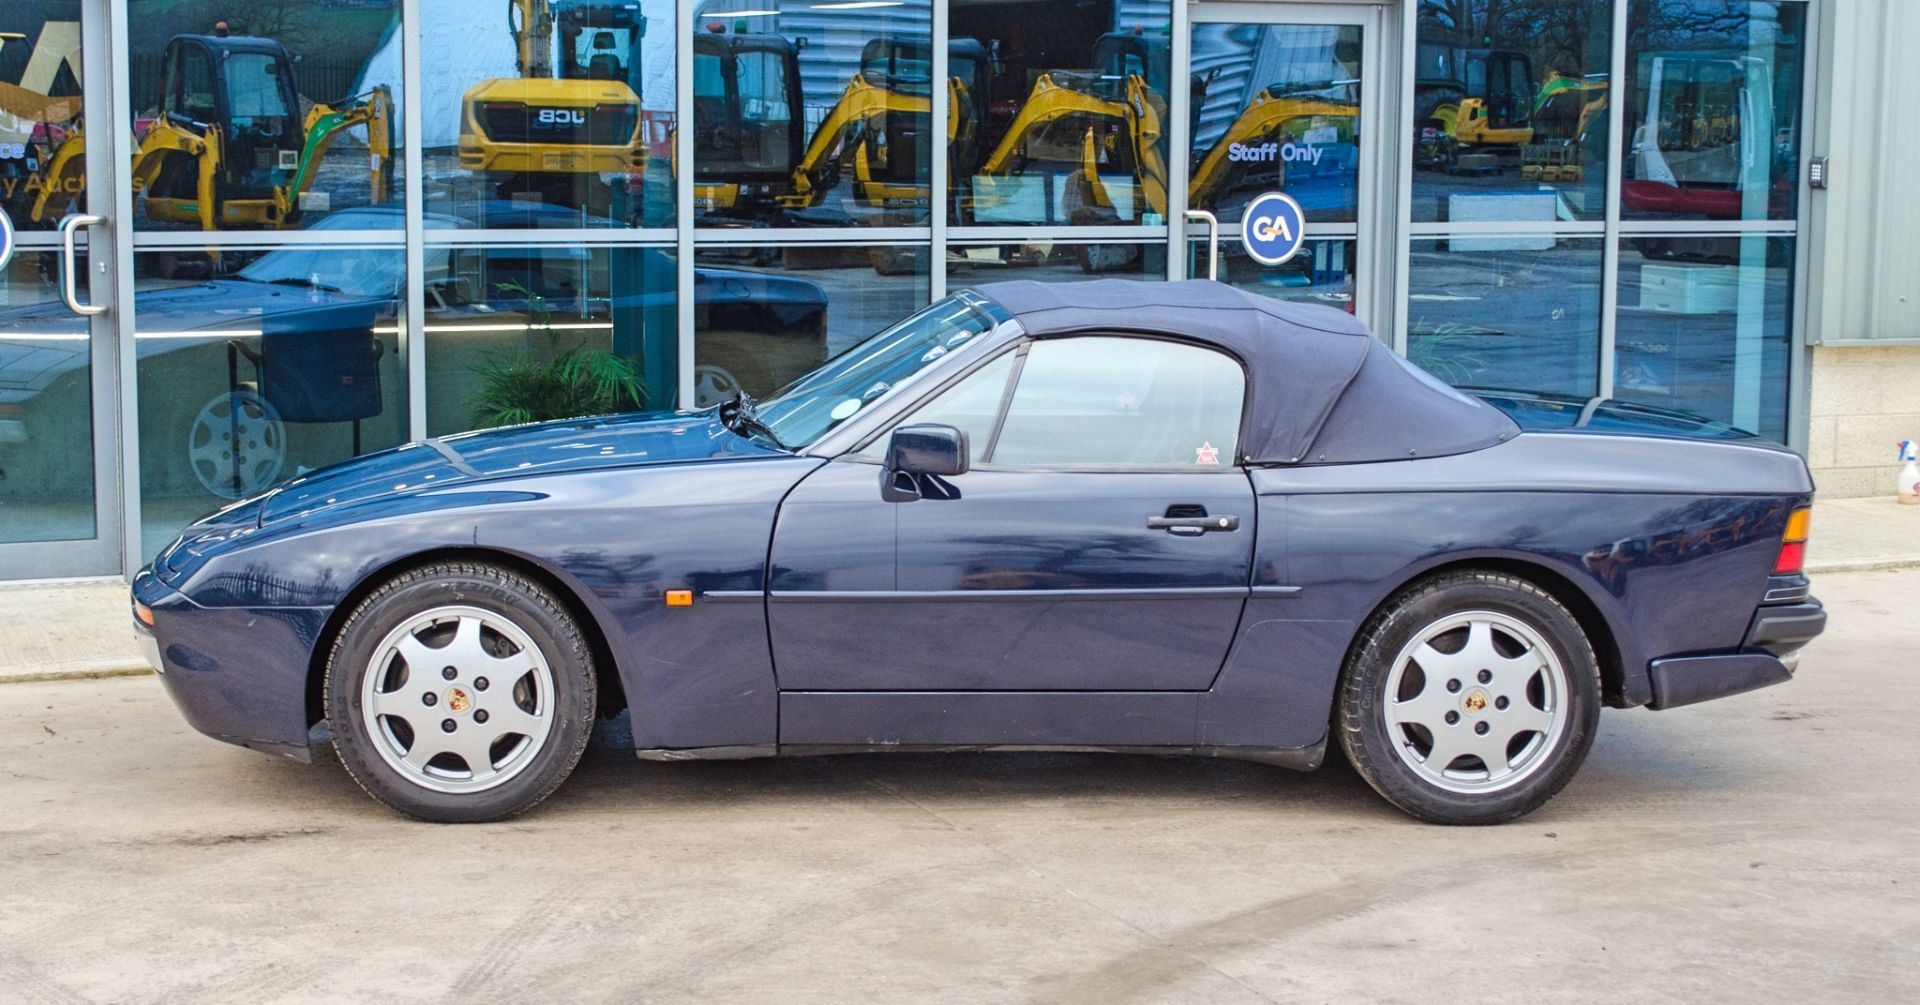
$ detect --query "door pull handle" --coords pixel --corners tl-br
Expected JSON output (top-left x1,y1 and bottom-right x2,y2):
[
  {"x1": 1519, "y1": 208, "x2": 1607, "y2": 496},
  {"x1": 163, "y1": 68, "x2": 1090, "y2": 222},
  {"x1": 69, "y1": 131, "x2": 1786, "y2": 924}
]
[
  {"x1": 60, "y1": 214, "x2": 108, "y2": 317},
  {"x1": 1147, "y1": 515, "x2": 1239, "y2": 534}
]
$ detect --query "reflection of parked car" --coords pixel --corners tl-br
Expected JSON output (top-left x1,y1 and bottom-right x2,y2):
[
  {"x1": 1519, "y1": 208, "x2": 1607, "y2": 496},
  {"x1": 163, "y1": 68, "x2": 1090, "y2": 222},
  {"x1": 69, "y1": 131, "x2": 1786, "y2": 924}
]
[
  {"x1": 433, "y1": 201, "x2": 829, "y2": 409},
  {"x1": 0, "y1": 205, "x2": 828, "y2": 504},
  {"x1": 0, "y1": 209, "x2": 411, "y2": 503}
]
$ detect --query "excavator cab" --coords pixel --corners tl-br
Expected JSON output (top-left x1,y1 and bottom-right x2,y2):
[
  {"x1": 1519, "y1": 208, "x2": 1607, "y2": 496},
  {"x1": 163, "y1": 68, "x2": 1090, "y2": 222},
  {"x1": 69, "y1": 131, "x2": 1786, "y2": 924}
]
[
  {"x1": 948, "y1": 38, "x2": 994, "y2": 180},
  {"x1": 143, "y1": 35, "x2": 305, "y2": 219},
  {"x1": 846, "y1": 39, "x2": 938, "y2": 196},
  {"x1": 555, "y1": 2, "x2": 645, "y2": 87},
  {"x1": 691, "y1": 25, "x2": 804, "y2": 220},
  {"x1": 1087, "y1": 31, "x2": 1169, "y2": 102},
  {"x1": 1464, "y1": 48, "x2": 1534, "y2": 137}
]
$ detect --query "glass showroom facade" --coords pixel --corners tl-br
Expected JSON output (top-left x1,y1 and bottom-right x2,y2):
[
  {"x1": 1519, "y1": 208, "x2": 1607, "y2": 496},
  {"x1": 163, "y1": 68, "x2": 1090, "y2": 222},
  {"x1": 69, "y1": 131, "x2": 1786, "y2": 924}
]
[{"x1": 0, "y1": 0, "x2": 1817, "y2": 579}]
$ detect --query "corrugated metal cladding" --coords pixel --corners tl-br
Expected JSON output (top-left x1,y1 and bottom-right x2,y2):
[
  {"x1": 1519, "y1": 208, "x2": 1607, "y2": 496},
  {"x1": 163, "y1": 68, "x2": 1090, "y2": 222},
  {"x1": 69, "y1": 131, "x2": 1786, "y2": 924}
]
[{"x1": 1808, "y1": 0, "x2": 1920, "y2": 344}]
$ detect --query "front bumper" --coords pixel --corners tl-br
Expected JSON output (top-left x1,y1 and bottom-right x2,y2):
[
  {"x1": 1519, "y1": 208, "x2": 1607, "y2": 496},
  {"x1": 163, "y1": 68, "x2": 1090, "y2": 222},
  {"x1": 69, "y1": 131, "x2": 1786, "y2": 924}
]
[
  {"x1": 1647, "y1": 599, "x2": 1827, "y2": 710},
  {"x1": 132, "y1": 569, "x2": 330, "y2": 762}
]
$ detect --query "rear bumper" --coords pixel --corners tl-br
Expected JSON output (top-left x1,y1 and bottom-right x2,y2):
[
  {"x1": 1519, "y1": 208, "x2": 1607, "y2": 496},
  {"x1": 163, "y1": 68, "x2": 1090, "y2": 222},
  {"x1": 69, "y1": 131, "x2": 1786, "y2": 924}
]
[
  {"x1": 1744, "y1": 598, "x2": 1828, "y2": 659},
  {"x1": 1648, "y1": 599, "x2": 1826, "y2": 710}
]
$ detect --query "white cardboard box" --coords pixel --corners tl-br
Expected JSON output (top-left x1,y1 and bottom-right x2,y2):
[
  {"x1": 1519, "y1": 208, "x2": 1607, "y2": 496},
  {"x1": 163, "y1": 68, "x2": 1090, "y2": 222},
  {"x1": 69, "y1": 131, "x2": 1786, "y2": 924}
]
[{"x1": 1637, "y1": 263, "x2": 1742, "y2": 315}]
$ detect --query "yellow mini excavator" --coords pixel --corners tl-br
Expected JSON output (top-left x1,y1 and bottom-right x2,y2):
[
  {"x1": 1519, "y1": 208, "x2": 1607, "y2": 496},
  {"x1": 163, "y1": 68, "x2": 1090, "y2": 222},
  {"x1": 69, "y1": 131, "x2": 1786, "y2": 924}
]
[
  {"x1": 458, "y1": 0, "x2": 648, "y2": 211},
  {"x1": 128, "y1": 30, "x2": 393, "y2": 230},
  {"x1": 969, "y1": 30, "x2": 1168, "y2": 227},
  {"x1": 777, "y1": 38, "x2": 993, "y2": 216},
  {"x1": 1415, "y1": 43, "x2": 1536, "y2": 169}
]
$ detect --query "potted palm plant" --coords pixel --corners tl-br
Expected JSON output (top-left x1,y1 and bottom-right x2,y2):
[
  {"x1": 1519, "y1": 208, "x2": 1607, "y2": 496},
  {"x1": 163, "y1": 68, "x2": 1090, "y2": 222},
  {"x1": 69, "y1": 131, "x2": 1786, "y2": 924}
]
[{"x1": 467, "y1": 282, "x2": 647, "y2": 428}]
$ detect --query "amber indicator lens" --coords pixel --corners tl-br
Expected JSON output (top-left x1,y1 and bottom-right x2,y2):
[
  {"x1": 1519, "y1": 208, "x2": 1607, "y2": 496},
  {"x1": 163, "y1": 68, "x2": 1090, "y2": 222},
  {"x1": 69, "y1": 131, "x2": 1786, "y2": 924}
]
[
  {"x1": 665, "y1": 590, "x2": 693, "y2": 607},
  {"x1": 1783, "y1": 507, "x2": 1811, "y2": 543},
  {"x1": 133, "y1": 602, "x2": 155, "y2": 628}
]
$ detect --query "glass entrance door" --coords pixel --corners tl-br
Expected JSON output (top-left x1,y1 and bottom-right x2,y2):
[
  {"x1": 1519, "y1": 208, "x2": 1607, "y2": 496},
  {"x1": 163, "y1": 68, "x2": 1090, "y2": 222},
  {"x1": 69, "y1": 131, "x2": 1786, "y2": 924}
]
[
  {"x1": 1182, "y1": 3, "x2": 1385, "y2": 324},
  {"x1": 0, "y1": 1, "x2": 121, "y2": 578}
]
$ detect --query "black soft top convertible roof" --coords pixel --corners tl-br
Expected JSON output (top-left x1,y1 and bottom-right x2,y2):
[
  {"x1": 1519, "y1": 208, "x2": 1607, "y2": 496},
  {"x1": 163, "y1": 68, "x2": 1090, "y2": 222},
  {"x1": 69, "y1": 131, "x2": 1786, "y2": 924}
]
[{"x1": 967, "y1": 279, "x2": 1518, "y2": 465}]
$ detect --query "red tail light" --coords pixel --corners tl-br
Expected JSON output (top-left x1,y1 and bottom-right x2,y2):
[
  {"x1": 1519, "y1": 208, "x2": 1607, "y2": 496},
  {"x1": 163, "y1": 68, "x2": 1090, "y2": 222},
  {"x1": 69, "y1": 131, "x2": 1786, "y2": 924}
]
[{"x1": 1773, "y1": 506, "x2": 1811, "y2": 575}]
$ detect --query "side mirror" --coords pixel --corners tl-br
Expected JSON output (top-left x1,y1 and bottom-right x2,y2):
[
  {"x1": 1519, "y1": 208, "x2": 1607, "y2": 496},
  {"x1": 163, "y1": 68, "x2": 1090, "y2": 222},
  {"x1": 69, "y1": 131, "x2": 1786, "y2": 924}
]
[
  {"x1": 887, "y1": 423, "x2": 969, "y2": 476},
  {"x1": 882, "y1": 423, "x2": 968, "y2": 502}
]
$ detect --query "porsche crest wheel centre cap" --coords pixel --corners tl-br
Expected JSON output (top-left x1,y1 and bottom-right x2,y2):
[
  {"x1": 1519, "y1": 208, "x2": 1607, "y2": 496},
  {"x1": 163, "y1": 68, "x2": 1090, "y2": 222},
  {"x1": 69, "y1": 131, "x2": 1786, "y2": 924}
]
[
  {"x1": 1382, "y1": 611, "x2": 1571, "y2": 795},
  {"x1": 362, "y1": 606, "x2": 556, "y2": 794}
]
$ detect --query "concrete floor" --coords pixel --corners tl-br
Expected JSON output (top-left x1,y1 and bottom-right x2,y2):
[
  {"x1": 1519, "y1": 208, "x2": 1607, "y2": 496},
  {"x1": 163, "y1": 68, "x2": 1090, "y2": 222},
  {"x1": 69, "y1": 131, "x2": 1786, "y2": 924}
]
[{"x1": 2, "y1": 569, "x2": 1916, "y2": 1003}]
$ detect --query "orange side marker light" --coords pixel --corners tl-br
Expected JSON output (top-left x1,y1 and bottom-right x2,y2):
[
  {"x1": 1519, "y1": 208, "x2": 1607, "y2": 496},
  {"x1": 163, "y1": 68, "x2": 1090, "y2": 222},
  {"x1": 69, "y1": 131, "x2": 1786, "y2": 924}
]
[{"x1": 665, "y1": 590, "x2": 693, "y2": 607}]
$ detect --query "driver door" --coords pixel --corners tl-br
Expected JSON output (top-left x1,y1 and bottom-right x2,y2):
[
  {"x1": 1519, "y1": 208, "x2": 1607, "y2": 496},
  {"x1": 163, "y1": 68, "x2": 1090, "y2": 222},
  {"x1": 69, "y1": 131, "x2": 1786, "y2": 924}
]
[{"x1": 768, "y1": 334, "x2": 1255, "y2": 692}]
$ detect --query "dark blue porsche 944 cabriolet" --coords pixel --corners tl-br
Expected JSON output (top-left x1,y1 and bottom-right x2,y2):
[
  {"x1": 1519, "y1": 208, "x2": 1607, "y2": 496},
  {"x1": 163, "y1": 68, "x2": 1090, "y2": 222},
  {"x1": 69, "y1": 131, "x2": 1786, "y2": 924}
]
[{"x1": 133, "y1": 280, "x2": 1826, "y2": 824}]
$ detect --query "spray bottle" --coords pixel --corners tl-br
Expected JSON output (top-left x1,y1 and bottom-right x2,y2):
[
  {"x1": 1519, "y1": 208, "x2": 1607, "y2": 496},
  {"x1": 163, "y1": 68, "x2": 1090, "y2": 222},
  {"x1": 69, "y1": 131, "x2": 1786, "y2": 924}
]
[{"x1": 1899, "y1": 440, "x2": 1920, "y2": 505}]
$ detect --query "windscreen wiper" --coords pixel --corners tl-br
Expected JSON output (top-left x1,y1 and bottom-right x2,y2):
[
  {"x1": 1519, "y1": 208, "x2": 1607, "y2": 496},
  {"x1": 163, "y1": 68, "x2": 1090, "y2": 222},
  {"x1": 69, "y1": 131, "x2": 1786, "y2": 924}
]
[{"x1": 262, "y1": 276, "x2": 344, "y2": 293}]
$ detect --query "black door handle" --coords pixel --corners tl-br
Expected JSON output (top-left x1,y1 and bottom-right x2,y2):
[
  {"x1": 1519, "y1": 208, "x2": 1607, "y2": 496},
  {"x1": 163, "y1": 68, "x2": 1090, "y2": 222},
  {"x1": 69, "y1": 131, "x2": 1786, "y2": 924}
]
[{"x1": 1147, "y1": 515, "x2": 1240, "y2": 534}]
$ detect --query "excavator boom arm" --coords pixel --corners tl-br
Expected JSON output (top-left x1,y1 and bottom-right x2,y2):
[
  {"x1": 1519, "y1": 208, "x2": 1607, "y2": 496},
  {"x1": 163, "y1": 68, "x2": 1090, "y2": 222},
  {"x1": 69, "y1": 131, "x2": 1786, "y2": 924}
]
[
  {"x1": 784, "y1": 74, "x2": 929, "y2": 205},
  {"x1": 511, "y1": 0, "x2": 554, "y2": 79},
  {"x1": 978, "y1": 76, "x2": 1133, "y2": 177},
  {"x1": 288, "y1": 86, "x2": 396, "y2": 206},
  {"x1": 1187, "y1": 92, "x2": 1358, "y2": 205}
]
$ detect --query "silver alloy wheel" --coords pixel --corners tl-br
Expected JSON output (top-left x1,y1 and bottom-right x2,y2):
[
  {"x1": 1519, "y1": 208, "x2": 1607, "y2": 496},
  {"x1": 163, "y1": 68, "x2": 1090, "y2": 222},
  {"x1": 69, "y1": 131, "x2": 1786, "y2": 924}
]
[
  {"x1": 360, "y1": 605, "x2": 557, "y2": 794},
  {"x1": 188, "y1": 390, "x2": 285, "y2": 499},
  {"x1": 1382, "y1": 610, "x2": 1569, "y2": 795},
  {"x1": 693, "y1": 364, "x2": 743, "y2": 408}
]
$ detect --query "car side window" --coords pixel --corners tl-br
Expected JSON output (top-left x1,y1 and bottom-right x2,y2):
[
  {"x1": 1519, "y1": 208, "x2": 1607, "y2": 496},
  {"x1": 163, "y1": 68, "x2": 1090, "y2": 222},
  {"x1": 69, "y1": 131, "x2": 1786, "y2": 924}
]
[
  {"x1": 989, "y1": 337, "x2": 1245, "y2": 468},
  {"x1": 865, "y1": 351, "x2": 1017, "y2": 463}
]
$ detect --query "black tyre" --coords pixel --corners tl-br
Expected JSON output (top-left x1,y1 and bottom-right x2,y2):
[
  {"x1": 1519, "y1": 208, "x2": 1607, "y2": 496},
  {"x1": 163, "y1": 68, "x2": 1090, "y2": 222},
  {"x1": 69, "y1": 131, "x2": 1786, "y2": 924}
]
[
  {"x1": 323, "y1": 561, "x2": 596, "y2": 822},
  {"x1": 1336, "y1": 570, "x2": 1600, "y2": 825}
]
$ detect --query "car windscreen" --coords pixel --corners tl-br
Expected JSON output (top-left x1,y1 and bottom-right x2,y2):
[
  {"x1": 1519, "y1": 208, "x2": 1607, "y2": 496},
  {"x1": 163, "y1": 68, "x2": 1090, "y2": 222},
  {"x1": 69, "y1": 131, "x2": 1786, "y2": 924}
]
[
  {"x1": 236, "y1": 244, "x2": 406, "y2": 298},
  {"x1": 757, "y1": 293, "x2": 1009, "y2": 448}
]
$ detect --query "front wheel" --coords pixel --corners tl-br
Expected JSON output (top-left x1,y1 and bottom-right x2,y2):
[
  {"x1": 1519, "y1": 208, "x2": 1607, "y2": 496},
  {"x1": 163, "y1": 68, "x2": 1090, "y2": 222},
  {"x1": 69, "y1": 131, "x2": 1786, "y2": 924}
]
[
  {"x1": 324, "y1": 562, "x2": 596, "y2": 822},
  {"x1": 1336, "y1": 570, "x2": 1600, "y2": 825}
]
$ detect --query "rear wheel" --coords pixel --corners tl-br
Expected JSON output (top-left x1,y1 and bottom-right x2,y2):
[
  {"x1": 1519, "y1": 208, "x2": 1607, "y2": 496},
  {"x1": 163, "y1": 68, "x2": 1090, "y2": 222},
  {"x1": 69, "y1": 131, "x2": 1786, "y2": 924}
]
[
  {"x1": 1336, "y1": 570, "x2": 1600, "y2": 825},
  {"x1": 324, "y1": 562, "x2": 595, "y2": 822}
]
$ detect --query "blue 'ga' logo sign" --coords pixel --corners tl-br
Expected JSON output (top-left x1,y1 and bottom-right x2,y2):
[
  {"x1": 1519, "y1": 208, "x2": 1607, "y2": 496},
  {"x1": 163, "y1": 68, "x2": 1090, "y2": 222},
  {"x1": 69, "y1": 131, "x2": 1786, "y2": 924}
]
[
  {"x1": 1240, "y1": 191, "x2": 1305, "y2": 266},
  {"x1": 0, "y1": 209, "x2": 14, "y2": 271}
]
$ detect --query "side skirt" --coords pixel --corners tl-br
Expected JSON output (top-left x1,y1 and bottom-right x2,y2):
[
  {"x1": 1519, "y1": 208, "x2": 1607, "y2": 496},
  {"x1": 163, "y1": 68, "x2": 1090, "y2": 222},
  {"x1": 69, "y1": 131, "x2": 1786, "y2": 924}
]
[{"x1": 634, "y1": 739, "x2": 1327, "y2": 773}]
